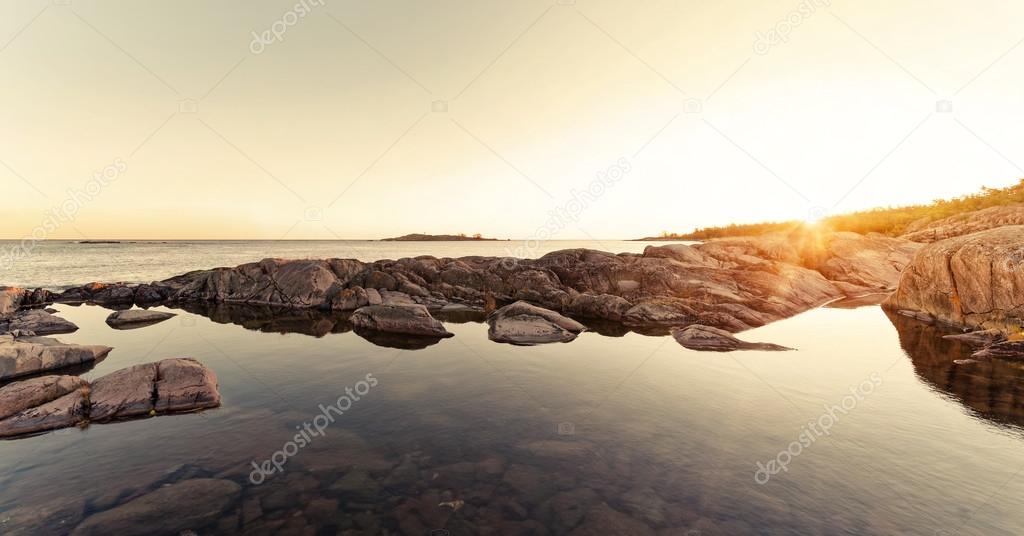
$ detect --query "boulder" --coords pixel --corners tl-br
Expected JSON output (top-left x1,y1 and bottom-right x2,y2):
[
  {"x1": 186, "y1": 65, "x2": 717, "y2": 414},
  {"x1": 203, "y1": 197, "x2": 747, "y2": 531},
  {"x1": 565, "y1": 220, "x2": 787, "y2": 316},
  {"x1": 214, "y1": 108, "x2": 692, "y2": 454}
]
[
  {"x1": 105, "y1": 309, "x2": 176, "y2": 329},
  {"x1": 70, "y1": 478, "x2": 241, "y2": 536},
  {"x1": 1, "y1": 309, "x2": 78, "y2": 335},
  {"x1": 90, "y1": 358, "x2": 220, "y2": 421},
  {"x1": 0, "y1": 335, "x2": 112, "y2": 382},
  {"x1": 487, "y1": 301, "x2": 586, "y2": 345},
  {"x1": 884, "y1": 226, "x2": 1024, "y2": 336},
  {"x1": 349, "y1": 304, "x2": 453, "y2": 338},
  {"x1": 671, "y1": 325, "x2": 794, "y2": 352}
]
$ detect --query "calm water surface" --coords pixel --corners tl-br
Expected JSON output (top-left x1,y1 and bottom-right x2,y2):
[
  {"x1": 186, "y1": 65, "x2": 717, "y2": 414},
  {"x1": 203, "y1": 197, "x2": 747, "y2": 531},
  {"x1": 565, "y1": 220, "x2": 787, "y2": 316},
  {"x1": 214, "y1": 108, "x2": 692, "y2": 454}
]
[{"x1": 1, "y1": 300, "x2": 1022, "y2": 535}]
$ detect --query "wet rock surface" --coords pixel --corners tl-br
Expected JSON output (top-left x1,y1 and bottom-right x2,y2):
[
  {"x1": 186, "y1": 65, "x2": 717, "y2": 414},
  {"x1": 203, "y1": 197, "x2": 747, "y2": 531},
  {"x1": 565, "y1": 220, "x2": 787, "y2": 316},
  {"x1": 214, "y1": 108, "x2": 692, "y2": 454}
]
[
  {"x1": 487, "y1": 301, "x2": 587, "y2": 345},
  {"x1": 105, "y1": 309, "x2": 176, "y2": 329},
  {"x1": 671, "y1": 325, "x2": 794, "y2": 352},
  {"x1": 972, "y1": 341, "x2": 1024, "y2": 360}
]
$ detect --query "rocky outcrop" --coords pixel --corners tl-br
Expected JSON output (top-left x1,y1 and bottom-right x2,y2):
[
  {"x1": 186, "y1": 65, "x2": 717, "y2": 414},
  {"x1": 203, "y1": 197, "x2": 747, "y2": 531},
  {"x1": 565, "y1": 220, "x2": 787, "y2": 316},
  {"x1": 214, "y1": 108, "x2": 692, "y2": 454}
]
[
  {"x1": 0, "y1": 309, "x2": 78, "y2": 335},
  {"x1": 42, "y1": 230, "x2": 918, "y2": 334},
  {"x1": 0, "y1": 334, "x2": 112, "y2": 382},
  {"x1": 0, "y1": 358, "x2": 220, "y2": 438},
  {"x1": 70, "y1": 478, "x2": 240, "y2": 536},
  {"x1": 671, "y1": 325, "x2": 793, "y2": 352},
  {"x1": 973, "y1": 341, "x2": 1024, "y2": 360},
  {"x1": 349, "y1": 304, "x2": 453, "y2": 338},
  {"x1": 884, "y1": 226, "x2": 1024, "y2": 336},
  {"x1": 902, "y1": 204, "x2": 1024, "y2": 243},
  {"x1": 105, "y1": 309, "x2": 176, "y2": 329},
  {"x1": 487, "y1": 301, "x2": 587, "y2": 345}
]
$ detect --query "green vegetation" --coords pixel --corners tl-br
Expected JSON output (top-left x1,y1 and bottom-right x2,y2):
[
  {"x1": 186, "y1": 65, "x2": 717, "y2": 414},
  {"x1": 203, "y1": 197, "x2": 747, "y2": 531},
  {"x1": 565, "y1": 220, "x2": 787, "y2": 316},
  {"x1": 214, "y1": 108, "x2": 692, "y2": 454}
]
[{"x1": 656, "y1": 179, "x2": 1024, "y2": 240}]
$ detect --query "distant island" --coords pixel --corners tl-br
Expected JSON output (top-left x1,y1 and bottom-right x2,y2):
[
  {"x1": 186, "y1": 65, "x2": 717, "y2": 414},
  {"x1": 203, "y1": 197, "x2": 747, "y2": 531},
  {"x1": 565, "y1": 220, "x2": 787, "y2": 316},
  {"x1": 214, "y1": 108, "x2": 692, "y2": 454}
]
[
  {"x1": 381, "y1": 233, "x2": 503, "y2": 242},
  {"x1": 78, "y1": 240, "x2": 122, "y2": 244},
  {"x1": 641, "y1": 179, "x2": 1024, "y2": 240}
]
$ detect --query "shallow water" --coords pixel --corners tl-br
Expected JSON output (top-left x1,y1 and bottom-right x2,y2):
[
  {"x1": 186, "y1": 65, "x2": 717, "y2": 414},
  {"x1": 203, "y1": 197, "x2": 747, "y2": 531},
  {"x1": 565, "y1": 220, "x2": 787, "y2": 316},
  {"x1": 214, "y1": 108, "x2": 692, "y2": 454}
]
[
  {"x1": 1, "y1": 301, "x2": 1022, "y2": 535},
  {"x1": 0, "y1": 240, "x2": 687, "y2": 290}
]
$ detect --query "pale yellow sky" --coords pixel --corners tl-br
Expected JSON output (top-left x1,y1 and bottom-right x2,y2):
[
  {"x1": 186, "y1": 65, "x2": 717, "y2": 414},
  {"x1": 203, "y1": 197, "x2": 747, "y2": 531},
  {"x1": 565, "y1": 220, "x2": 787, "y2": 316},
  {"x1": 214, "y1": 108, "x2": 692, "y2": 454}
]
[{"x1": 2, "y1": 0, "x2": 1022, "y2": 239}]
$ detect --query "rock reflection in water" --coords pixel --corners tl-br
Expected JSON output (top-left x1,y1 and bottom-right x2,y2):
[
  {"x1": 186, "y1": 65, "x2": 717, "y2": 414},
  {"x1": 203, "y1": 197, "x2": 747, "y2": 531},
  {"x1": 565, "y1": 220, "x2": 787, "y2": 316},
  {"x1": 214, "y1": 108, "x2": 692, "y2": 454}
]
[{"x1": 888, "y1": 311, "x2": 1024, "y2": 429}]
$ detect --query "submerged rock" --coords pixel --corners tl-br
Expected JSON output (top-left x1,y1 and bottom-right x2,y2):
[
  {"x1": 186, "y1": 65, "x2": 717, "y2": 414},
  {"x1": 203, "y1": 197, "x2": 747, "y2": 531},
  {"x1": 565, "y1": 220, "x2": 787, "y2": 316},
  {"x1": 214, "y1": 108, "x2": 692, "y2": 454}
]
[
  {"x1": 349, "y1": 304, "x2": 453, "y2": 338},
  {"x1": 972, "y1": 341, "x2": 1024, "y2": 361},
  {"x1": 487, "y1": 301, "x2": 586, "y2": 345},
  {"x1": 70, "y1": 478, "x2": 240, "y2": 536},
  {"x1": 105, "y1": 309, "x2": 176, "y2": 329},
  {"x1": 0, "y1": 334, "x2": 112, "y2": 382},
  {"x1": 885, "y1": 226, "x2": 1024, "y2": 336},
  {"x1": 671, "y1": 325, "x2": 793, "y2": 352},
  {"x1": 943, "y1": 329, "x2": 1007, "y2": 348}
]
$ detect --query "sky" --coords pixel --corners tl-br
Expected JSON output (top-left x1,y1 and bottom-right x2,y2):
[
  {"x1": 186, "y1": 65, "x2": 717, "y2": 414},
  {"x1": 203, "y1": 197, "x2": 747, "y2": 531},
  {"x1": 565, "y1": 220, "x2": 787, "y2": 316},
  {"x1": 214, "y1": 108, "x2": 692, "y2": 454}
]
[{"x1": 2, "y1": 0, "x2": 1023, "y2": 240}]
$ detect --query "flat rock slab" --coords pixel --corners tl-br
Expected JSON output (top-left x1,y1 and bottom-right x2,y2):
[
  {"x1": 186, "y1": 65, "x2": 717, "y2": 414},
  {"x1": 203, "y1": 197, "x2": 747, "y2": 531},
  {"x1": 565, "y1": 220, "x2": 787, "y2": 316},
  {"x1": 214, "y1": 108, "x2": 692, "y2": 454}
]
[
  {"x1": 70, "y1": 478, "x2": 241, "y2": 536},
  {"x1": 0, "y1": 334, "x2": 112, "y2": 382},
  {"x1": 0, "y1": 386, "x2": 88, "y2": 438},
  {"x1": 155, "y1": 358, "x2": 221, "y2": 413},
  {"x1": 943, "y1": 329, "x2": 1007, "y2": 348},
  {"x1": 105, "y1": 309, "x2": 176, "y2": 329},
  {"x1": 672, "y1": 325, "x2": 794, "y2": 352},
  {"x1": 488, "y1": 301, "x2": 586, "y2": 345},
  {"x1": 350, "y1": 304, "x2": 453, "y2": 338},
  {"x1": 89, "y1": 362, "x2": 159, "y2": 421},
  {"x1": 1, "y1": 309, "x2": 78, "y2": 336}
]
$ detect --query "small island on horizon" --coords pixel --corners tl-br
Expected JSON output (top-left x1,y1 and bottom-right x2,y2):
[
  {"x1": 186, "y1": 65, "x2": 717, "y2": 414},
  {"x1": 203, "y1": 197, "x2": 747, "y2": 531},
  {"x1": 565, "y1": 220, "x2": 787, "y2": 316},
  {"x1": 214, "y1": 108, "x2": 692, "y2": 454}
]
[{"x1": 381, "y1": 233, "x2": 504, "y2": 242}]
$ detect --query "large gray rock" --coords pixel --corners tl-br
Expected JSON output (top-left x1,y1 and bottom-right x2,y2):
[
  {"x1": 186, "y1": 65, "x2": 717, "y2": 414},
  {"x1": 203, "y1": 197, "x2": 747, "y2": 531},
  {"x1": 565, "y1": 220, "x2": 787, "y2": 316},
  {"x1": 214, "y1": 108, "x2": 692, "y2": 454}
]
[
  {"x1": 0, "y1": 334, "x2": 112, "y2": 382},
  {"x1": 91, "y1": 358, "x2": 220, "y2": 421},
  {"x1": 350, "y1": 304, "x2": 453, "y2": 338},
  {"x1": 884, "y1": 226, "x2": 1024, "y2": 336},
  {"x1": 488, "y1": 301, "x2": 586, "y2": 345},
  {"x1": 1, "y1": 309, "x2": 78, "y2": 335},
  {"x1": 671, "y1": 324, "x2": 794, "y2": 352},
  {"x1": 70, "y1": 478, "x2": 240, "y2": 536},
  {"x1": 105, "y1": 309, "x2": 176, "y2": 329}
]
